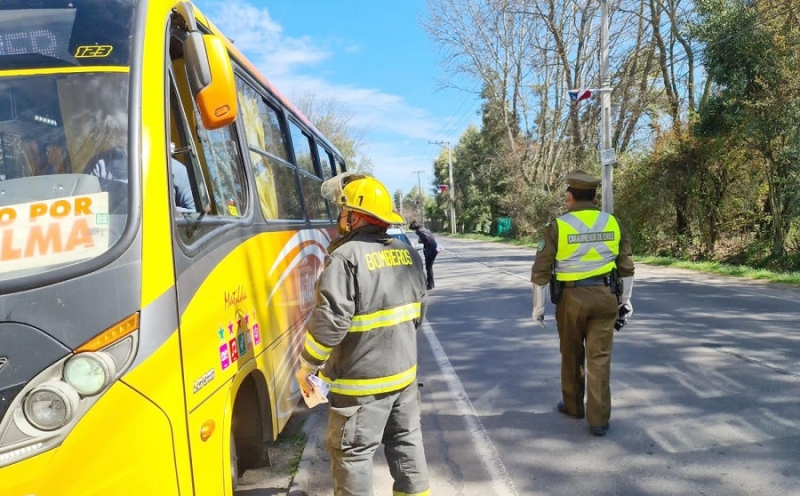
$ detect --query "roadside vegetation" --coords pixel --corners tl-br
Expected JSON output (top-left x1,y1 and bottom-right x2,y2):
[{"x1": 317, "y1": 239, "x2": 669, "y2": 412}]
[
  {"x1": 445, "y1": 232, "x2": 800, "y2": 286},
  {"x1": 396, "y1": 0, "x2": 800, "y2": 277}
]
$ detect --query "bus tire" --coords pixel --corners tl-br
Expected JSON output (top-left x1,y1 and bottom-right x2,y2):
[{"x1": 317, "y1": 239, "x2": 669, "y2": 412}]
[
  {"x1": 231, "y1": 431, "x2": 239, "y2": 491},
  {"x1": 233, "y1": 374, "x2": 271, "y2": 471}
]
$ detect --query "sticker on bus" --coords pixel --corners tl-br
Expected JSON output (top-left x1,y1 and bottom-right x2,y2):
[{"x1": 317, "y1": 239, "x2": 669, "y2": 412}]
[
  {"x1": 75, "y1": 45, "x2": 114, "y2": 58},
  {"x1": 0, "y1": 193, "x2": 110, "y2": 272},
  {"x1": 219, "y1": 343, "x2": 230, "y2": 370}
]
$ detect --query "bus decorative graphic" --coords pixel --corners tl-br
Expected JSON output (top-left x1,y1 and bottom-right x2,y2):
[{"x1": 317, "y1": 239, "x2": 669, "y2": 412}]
[
  {"x1": 219, "y1": 343, "x2": 230, "y2": 370},
  {"x1": 224, "y1": 285, "x2": 247, "y2": 309},
  {"x1": 217, "y1": 312, "x2": 261, "y2": 371},
  {"x1": 300, "y1": 265, "x2": 316, "y2": 311}
]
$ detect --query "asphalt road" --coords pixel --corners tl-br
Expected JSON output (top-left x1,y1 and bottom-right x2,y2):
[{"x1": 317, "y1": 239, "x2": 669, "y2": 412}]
[{"x1": 412, "y1": 235, "x2": 800, "y2": 496}]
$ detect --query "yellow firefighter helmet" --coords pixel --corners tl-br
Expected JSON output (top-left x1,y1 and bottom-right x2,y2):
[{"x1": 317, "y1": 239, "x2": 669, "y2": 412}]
[{"x1": 321, "y1": 173, "x2": 405, "y2": 225}]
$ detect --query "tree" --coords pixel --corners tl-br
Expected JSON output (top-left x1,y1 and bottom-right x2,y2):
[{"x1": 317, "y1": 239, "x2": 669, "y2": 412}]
[
  {"x1": 292, "y1": 92, "x2": 373, "y2": 175},
  {"x1": 696, "y1": 0, "x2": 800, "y2": 256}
]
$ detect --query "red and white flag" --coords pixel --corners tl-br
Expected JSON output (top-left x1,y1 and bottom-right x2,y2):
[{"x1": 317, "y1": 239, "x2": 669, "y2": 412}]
[{"x1": 568, "y1": 89, "x2": 593, "y2": 103}]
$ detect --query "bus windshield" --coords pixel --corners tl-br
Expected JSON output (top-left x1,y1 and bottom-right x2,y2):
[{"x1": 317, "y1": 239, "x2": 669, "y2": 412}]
[
  {"x1": 0, "y1": 0, "x2": 135, "y2": 70},
  {"x1": 0, "y1": 72, "x2": 130, "y2": 282}
]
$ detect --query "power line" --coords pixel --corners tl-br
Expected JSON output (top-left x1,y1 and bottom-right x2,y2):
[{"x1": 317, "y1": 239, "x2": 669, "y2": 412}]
[
  {"x1": 431, "y1": 90, "x2": 476, "y2": 142},
  {"x1": 432, "y1": 91, "x2": 482, "y2": 145}
]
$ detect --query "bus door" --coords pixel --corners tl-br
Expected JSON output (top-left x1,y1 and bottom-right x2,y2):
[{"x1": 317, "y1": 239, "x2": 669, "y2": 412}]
[{"x1": 166, "y1": 24, "x2": 253, "y2": 495}]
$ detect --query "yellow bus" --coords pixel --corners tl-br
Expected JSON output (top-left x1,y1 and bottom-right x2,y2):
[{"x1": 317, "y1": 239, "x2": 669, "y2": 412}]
[{"x1": 0, "y1": 1, "x2": 346, "y2": 494}]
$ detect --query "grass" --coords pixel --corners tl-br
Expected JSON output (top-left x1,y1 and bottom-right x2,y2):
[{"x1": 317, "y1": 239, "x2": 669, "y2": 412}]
[
  {"x1": 280, "y1": 431, "x2": 307, "y2": 477},
  {"x1": 440, "y1": 232, "x2": 800, "y2": 286},
  {"x1": 635, "y1": 256, "x2": 800, "y2": 286}
]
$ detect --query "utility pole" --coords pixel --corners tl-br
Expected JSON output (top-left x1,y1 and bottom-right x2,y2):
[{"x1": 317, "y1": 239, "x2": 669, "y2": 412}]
[
  {"x1": 399, "y1": 191, "x2": 404, "y2": 219},
  {"x1": 600, "y1": 0, "x2": 613, "y2": 213},
  {"x1": 429, "y1": 140, "x2": 456, "y2": 234},
  {"x1": 413, "y1": 170, "x2": 425, "y2": 227}
]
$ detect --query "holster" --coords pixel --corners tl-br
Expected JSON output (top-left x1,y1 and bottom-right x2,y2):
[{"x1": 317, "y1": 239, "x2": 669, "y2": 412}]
[
  {"x1": 609, "y1": 269, "x2": 623, "y2": 301},
  {"x1": 549, "y1": 271, "x2": 562, "y2": 305}
]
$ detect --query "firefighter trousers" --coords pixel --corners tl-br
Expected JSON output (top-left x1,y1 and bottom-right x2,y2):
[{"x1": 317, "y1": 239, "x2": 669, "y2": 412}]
[
  {"x1": 555, "y1": 286, "x2": 618, "y2": 428},
  {"x1": 326, "y1": 381, "x2": 430, "y2": 496}
]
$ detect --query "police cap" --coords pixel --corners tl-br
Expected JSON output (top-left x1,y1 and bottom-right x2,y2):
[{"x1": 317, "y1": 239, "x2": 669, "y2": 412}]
[{"x1": 565, "y1": 169, "x2": 601, "y2": 190}]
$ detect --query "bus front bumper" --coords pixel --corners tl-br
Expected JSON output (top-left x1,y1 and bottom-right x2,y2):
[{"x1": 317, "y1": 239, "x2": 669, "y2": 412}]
[{"x1": 0, "y1": 381, "x2": 179, "y2": 496}]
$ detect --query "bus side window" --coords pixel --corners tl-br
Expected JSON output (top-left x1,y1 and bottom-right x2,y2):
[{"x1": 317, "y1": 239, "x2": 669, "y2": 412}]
[
  {"x1": 235, "y1": 75, "x2": 303, "y2": 221},
  {"x1": 335, "y1": 158, "x2": 346, "y2": 175},
  {"x1": 316, "y1": 142, "x2": 334, "y2": 180},
  {"x1": 170, "y1": 37, "x2": 248, "y2": 224},
  {"x1": 288, "y1": 120, "x2": 328, "y2": 221},
  {"x1": 168, "y1": 79, "x2": 207, "y2": 214},
  {"x1": 316, "y1": 143, "x2": 337, "y2": 217}
]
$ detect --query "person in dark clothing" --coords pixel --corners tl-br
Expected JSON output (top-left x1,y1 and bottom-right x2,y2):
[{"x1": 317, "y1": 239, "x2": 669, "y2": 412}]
[{"x1": 409, "y1": 220, "x2": 439, "y2": 290}]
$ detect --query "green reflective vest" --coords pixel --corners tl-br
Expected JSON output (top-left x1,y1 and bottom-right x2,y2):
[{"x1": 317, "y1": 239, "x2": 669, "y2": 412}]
[{"x1": 555, "y1": 209, "x2": 620, "y2": 281}]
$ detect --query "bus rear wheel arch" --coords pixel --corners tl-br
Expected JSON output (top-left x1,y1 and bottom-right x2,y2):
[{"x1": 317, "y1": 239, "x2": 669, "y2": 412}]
[{"x1": 231, "y1": 372, "x2": 273, "y2": 477}]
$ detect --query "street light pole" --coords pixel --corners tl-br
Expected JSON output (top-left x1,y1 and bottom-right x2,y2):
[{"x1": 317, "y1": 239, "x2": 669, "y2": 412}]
[
  {"x1": 413, "y1": 170, "x2": 425, "y2": 227},
  {"x1": 399, "y1": 191, "x2": 404, "y2": 219},
  {"x1": 600, "y1": 0, "x2": 613, "y2": 214},
  {"x1": 446, "y1": 144, "x2": 456, "y2": 234},
  {"x1": 429, "y1": 140, "x2": 456, "y2": 234}
]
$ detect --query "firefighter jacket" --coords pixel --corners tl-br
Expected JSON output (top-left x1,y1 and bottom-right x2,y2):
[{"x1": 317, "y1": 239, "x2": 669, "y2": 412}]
[
  {"x1": 301, "y1": 225, "x2": 428, "y2": 397},
  {"x1": 531, "y1": 201, "x2": 634, "y2": 286}
]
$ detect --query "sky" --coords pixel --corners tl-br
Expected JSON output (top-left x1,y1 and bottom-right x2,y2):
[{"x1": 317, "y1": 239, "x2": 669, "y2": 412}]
[{"x1": 194, "y1": 0, "x2": 481, "y2": 196}]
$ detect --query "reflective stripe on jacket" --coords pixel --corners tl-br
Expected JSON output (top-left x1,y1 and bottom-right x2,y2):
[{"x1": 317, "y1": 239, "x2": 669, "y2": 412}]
[
  {"x1": 555, "y1": 210, "x2": 621, "y2": 281},
  {"x1": 301, "y1": 225, "x2": 428, "y2": 396}
]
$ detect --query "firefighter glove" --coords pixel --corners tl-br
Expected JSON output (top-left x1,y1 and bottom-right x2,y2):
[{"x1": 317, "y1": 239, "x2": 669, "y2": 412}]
[{"x1": 296, "y1": 357, "x2": 320, "y2": 398}]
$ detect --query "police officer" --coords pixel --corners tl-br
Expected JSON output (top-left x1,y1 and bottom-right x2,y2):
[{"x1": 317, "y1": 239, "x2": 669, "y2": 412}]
[
  {"x1": 296, "y1": 173, "x2": 431, "y2": 496},
  {"x1": 530, "y1": 170, "x2": 635, "y2": 436}
]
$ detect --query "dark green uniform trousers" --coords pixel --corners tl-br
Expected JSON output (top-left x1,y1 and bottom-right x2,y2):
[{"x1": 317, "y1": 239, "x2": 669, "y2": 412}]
[
  {"x1": 326, "y1": 381, "x2": 430, "y2": 496},
  {"x1": 555, "y1": 286, "x2": 618, "y2": 427}
]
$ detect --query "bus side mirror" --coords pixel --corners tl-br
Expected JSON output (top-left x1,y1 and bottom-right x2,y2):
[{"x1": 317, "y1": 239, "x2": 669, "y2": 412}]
[{"x1": 183, "y1": 32, "x2": 238, "y2": 130}]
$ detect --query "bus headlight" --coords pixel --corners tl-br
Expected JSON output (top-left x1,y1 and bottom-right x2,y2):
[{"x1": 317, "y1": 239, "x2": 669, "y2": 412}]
[
  {"x1": 63, "y1": 352, "x2": 117, "y2": 396},
  {"x1": 22, "y1": 382, "x2": 80, "y2": 431}
]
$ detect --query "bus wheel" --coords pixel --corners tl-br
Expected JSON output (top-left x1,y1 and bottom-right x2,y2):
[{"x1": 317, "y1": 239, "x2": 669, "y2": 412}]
[
  {"x1": 231, "y1": 431, "x2": 239, "y2": 491},
  {"x1": 233, "y1": 375, "x2": 271, "y2": 470}
]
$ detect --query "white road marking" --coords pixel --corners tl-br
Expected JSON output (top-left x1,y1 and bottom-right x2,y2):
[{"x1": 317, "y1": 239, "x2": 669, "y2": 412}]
[{"x1": 421, "y1": 320, "x2": 520, "y2": 496}]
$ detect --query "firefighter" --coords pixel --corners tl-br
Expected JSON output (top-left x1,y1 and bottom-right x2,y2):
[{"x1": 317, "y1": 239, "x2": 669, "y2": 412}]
[
  {"x1": 296, "y1": 173, "x2": 431, "y2": 496},
  {"x1": 530, "y1": 170, "x2": 635, "y2": 436}
]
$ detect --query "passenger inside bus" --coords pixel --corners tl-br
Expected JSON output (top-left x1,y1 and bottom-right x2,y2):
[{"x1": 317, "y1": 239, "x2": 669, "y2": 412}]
[
  {"x1": 86, "y1": 145, "x2": 196, "y2": 213},
  {"x1": 42, "y1": 141, "x2": 71, "y2": 175},
  {"x1": 20, "y1": 137, "x2": 41, "y2": 177},
  {"x1": 19, "y1": 137, "x2": 71, "y2": 177}
]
